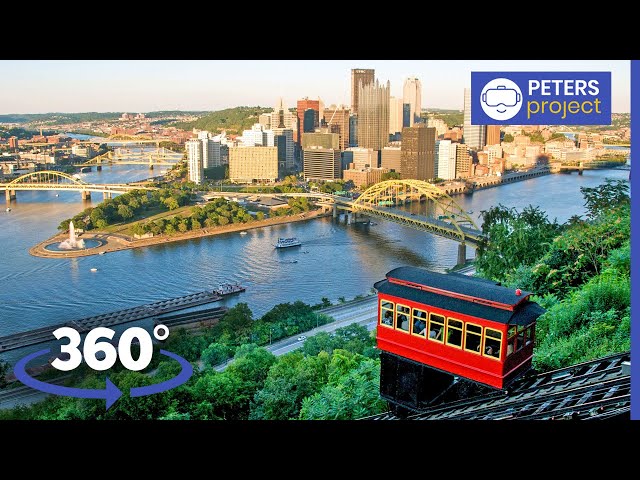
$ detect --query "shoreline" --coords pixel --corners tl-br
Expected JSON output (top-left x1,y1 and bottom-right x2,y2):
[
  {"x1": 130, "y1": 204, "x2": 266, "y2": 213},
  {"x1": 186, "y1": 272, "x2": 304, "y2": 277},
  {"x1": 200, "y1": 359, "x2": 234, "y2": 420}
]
[{"x1": 29, "y1": 209, "x2": 331, "y2": 258}]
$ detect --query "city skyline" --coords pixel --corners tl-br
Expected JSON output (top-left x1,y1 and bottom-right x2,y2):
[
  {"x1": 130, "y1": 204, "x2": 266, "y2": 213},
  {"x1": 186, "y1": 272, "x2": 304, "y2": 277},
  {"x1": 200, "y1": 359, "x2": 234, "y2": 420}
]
[{"x1": 0, "y1": 60, "x2": 631, "y2": 115}]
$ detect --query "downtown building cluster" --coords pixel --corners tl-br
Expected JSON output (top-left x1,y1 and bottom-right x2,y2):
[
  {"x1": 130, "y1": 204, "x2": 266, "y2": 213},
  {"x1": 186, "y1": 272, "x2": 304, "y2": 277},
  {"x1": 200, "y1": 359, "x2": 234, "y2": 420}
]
[{"x1": 185, "y1": 68, "x2": 586, "y2": 186}]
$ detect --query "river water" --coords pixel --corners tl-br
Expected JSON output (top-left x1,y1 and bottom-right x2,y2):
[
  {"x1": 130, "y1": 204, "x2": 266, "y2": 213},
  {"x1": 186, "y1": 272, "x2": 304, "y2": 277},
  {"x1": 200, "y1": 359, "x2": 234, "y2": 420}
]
[{"x1": 0, "y1": 167, "x2": 628, "y2": 339}]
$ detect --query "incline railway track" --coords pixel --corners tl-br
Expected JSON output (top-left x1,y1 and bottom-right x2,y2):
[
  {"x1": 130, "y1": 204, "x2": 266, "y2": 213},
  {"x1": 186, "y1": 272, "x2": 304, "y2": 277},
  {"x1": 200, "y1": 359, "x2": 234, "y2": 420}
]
[{"x1": 363, "y1": 352, "x2": 630, "y2": 420}]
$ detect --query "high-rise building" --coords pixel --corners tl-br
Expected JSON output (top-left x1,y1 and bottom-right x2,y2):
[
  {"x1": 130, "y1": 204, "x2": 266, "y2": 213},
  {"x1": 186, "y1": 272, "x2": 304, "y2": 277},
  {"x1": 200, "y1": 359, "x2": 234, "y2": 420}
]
[
  {"x1": 229, "y1": 146, "x2": 280, "y2": 183},
  {"x1": 389, "y1": 97, "x2": 404, "y2": 136},
  {"x1": 357, "y1": 79, "x2": 390, "y2": 151},
  {"x1": 297, "y1": 97, "x2": 320, "y2": 145},
  {"x1": 402, "y1": 104, "x2": 411, "y2": 128},
  {"x1": 455, "y1": 143, "x2": 472, "y2": 178},
  {"x1": 381, "y1": 145, "x2": 402, "y2": 173},
  {"x1": 463, "y1": 88, "x2": 486, "y2": 149},
  {"x1": 8, "y1": 136, "x2": 19, "y2": 149},
  {"x1": 302, "y1": 132, "x2": 340, "y2": 150},
  {"x1": 349, "y1": 115, "x2": 358, "y2": 147},
  {"x1": 196, "y1": 131, "x2": 221, "y2": 168},
  {"x1": 272, "y1": 127, "x2": 294, "y2": 171},
  {"x1": 303, "y1": 146, "x2": 341, "y2": 181},
  {"x1": 351, "y1": 68, "x2": 375, "y2": 114},
  {"x1": 260, "y1": 98, "x2": 298, "y2": 144},
  {"x1": 323, "y1": 105, "x2": 350, "y2": 151},
  {"x1": 435, "y1": 140, "x2": 457, "y2": 180},
  {"x1": 400, "y1": 125, "x2": 436, "y2": 181},
  {"x1": 303, "y1": 109, "x2": 316, "y2": 133},
  {"x1": 186, "y1": 139, "x2": 204, "y2": 184},
  {"x1": 242, "y1": 123, "x2": 273, "y2": 147},
  {"x1": 486, "y1": 125, "x2": 501, "y2": 146},
  {"x1": 403, "y1": 78, "x2": 422, "y2": 126},
  {"x1": 345, "y1": 147, "x2": 377, "y2": 169}
]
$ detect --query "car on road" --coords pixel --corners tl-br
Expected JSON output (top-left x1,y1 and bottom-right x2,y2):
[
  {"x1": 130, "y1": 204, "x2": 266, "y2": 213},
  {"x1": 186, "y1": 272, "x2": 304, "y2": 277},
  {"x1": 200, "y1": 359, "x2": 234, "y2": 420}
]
[{"x1": 297, "y1": 335, "x2": 307, "y2": 342}]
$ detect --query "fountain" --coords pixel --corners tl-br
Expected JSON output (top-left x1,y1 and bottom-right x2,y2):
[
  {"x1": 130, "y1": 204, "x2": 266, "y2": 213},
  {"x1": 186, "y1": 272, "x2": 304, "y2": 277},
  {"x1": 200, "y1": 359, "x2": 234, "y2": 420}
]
[{"x1": 58, "y1": 221, "x2": 86, "y2": 250}]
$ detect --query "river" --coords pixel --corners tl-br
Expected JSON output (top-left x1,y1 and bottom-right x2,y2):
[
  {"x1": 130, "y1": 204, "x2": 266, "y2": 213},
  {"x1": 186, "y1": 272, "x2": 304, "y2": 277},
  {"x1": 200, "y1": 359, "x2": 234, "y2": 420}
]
[{"x1": 0, "y1": 167, "x2": 629, "y2": 340}]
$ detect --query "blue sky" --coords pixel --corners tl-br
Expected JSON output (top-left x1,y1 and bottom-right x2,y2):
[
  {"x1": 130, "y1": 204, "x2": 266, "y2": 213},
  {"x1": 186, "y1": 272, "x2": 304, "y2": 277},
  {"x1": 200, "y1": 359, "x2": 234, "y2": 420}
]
[{"x1": 0, "y1": 60, "x2": 631, "y2": 114}]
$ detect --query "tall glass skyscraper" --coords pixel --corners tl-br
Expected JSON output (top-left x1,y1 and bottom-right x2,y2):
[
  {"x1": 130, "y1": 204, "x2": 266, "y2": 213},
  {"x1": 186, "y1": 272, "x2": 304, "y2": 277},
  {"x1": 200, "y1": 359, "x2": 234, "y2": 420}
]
[{"x1": 463, "y1": 87, "x2": 486, "y2": 149}]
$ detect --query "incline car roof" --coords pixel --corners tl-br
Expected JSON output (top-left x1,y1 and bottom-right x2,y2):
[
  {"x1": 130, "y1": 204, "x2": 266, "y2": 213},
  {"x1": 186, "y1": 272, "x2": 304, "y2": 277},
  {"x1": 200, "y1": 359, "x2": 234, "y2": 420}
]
[{"x1": 374, "y1": 266, "x2": 545, "y2": 325}]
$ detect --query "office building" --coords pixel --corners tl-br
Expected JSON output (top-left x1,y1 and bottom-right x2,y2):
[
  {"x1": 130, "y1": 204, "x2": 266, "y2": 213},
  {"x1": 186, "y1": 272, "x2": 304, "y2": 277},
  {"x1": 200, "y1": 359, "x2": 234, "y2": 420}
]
[
  {"x1": 403, "y1": 77, "x2": 422, "y2": 126},
  {"x1": 455, "y1": 143, "x2": 472, "y2": 178},
  {"x1": 342, "y1": 167, "x2": 390, "y2": 187},
  {"x1": 389, "y1": 96, "x2": 404, "y2": 136},
  {"x1": 186, "y1": 139, "x2": 204, "y2": 184},
  {"x1": 303, "y1": 109, "x2": 316, "y2": 133},
  {"x1": 381, "y1": 145, "x2": 402, "y2": 173},
  {"x1": 349, "y1": 115, "x2": 358, "y2": 147},
  {"x1": 272, "y1": 127, "x2": 294, "y2": 171},
  {"x1": 486, "y1": 125, "x2": 501, "y2": 146},
  {"x1": 297, "y1": 97, "x2": 320, "y2": 144},
  {"x1": 323, "y1": 105, "x2": 350, "y2": 151},
  {"x1": 435, "y1": 139, "x2": 456, "y2": 180},
  {"x1": 303, "y1": 146, "x2": 341, "y2": 181},
  {"x1": 302, "y1": 132, "x2": 340, "y2": 150},
  {"x1": 229, "y1": 146, "x2": 280, "y2": 183},
  {"x1": 463, "y1": 87, "x2": 486, "y2": 149},
  {"x1": 403, "y1": 104, "x2": 411, "y2": 128},
  {"x1": 357, "y1": 79, "x2": 390, "y2": 151},
  {"x1": 400, "y1": 124, "x2": 436, "y2": 181},
  {"x1": 351, "y1": 68, "x2": 375, "y2": 114},
  {"x1": 345, "y1": 147, "x2": 377, "y2": 169}
]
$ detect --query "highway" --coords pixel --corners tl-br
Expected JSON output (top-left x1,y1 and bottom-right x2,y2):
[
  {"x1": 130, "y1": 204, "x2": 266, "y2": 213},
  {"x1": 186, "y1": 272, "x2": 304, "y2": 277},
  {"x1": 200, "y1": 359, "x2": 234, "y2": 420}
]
[{"x1": 213, "y1": 295, "x2": 379, "y2": 372}]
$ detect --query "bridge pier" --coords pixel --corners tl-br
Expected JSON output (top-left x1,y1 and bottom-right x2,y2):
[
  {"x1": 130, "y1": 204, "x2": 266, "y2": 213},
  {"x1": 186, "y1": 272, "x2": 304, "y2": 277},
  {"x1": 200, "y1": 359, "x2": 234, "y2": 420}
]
[
  {"x1": 81, "y1": 190, "x2": 91, "y2": 200},
  {"x1": 5, "y1": 189, "x2": 16, "y2": 201},
  {"x1": 96, "y1": 165, "x2": 102, "y2": 171},
  {"x1": 457, "y1": 243, "x2": 467, "y2": 266},
  {"x1": 333, "y1": 204, "x2": 338, "y2": 218},
  {"x1": 103, "y1": 191, "x2": 112, "y2": 200},
  {"x1": 149, "y1": 164, "x2": 154, "y2": 170},
  {"x1": 347, "y1": 212, "x2": 353, "y2": 225}
]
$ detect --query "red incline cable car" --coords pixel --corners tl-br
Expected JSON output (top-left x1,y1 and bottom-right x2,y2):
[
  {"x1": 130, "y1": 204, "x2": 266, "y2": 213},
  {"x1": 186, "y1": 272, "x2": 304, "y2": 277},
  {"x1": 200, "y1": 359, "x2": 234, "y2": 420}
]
[{"x1": 374, "y1": 266, "x2": 546, "y2": 413}]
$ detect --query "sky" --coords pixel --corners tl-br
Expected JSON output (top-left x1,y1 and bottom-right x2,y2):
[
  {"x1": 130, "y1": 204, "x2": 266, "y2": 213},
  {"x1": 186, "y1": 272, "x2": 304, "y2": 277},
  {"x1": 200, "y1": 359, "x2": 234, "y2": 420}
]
[{"x1": 0, "y1": 60, "x2": 631, "y2": 114}]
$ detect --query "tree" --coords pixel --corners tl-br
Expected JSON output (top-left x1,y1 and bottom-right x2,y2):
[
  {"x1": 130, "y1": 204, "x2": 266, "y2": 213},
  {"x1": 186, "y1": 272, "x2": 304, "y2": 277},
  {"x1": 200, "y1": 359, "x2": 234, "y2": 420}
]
[
  {"x1": 580, "y1": 179, "x2": 629, "y2": 220},
  {"x1": 201, "y1": 343, "x2": 234, "y2": 367},
  {"x1": 117, "y1": 204, "x2": 134, "y2": 221},
  {"x1": 0, "y1": 360, "x2": 9, "y2": 389},
  {"x1": 476, "y1": 204, "x2": 563, "y2": 283},
  {"x1": 163, "y1": 197, "x2": 180, "y2": 211},
  {"x1": 503, "y1": 133, "x2": 514, "y2": 143},
  {"x1": 381, "y1": 171, "x2": 401, "y2": 181},
  {"x1": 219, "y1": 303, "x2": 254, "y2": 343}
]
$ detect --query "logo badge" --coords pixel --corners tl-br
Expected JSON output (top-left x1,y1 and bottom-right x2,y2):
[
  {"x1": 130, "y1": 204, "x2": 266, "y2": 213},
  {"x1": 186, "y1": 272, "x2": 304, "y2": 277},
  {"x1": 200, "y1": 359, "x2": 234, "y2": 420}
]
[
  {"x1": 480, "y1": 78, "x2": 523, "y2": 121},
  {"x1": 471, "y1": 72, "x2": 611, "y2": 125}
]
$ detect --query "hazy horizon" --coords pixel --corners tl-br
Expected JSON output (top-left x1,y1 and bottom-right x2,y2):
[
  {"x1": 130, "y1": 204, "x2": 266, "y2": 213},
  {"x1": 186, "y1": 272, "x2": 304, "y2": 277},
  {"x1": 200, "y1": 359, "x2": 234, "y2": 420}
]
[{"x1": 0, "y1": 60, "x2": 631, "y2": 115}]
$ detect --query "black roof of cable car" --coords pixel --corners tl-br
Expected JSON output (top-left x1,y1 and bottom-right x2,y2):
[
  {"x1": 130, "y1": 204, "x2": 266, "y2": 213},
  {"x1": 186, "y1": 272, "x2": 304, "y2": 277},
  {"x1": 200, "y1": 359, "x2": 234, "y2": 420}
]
[{"x1": 375, "y1": 267, "x2": 546, "y2": 325}]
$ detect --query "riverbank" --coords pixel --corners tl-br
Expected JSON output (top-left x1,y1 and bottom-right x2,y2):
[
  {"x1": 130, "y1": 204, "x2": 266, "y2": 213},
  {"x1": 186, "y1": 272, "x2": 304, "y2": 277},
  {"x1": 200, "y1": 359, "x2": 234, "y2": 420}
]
[{"x1": 29, "y1": 209, "x2": 330, "y2": 258}]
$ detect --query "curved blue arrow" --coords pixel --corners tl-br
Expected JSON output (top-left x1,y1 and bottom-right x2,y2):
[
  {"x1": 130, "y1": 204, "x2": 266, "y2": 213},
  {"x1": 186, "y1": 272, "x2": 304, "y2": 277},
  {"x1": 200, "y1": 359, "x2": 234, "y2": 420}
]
[
  {"x1": 13, "y1": 348, "x2": 122, "y2": 410},
  {"x1": 130, "y1": 350, "x2": 193, "y2": 397}
]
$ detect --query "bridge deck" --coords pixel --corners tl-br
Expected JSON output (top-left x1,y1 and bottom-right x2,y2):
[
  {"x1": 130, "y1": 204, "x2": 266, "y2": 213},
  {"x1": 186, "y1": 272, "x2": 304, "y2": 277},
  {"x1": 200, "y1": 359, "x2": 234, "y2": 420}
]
[{"x1": 0, "y1": 289, "x2": 237, "y2": 353}]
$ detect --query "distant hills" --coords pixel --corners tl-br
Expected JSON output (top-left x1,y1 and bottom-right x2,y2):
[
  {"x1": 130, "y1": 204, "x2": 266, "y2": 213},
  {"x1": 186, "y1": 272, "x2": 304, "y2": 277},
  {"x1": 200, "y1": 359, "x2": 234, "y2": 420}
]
[
  {"x1": 172, "y1": 106, "x2": 273, "y2": 134},
  {"x1": 0, "y1": 111, "x2": 208, "y2": 125}
]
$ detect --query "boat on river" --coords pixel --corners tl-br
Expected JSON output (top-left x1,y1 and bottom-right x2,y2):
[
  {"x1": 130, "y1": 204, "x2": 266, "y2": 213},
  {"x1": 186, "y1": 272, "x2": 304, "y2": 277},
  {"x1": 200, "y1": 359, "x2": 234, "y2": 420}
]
[{"x1": 275, "y1": 237, "x2": 302, "y2": 249}]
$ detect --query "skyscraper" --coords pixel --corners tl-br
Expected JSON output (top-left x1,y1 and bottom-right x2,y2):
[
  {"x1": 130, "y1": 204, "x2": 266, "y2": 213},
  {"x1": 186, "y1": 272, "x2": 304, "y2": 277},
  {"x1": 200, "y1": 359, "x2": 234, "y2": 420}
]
[
  {"x1": 400, "y1": 124, "x2": 436, "y2": 181},
  {"x1": 486, "y1": 125, "x2": 501, "y2": 146},
  {"x1": 389, "y1": 97, "x2": 404, "y2": 136},
  {"x1": 323, "y1": 105, "x2": 350, "y2": 151},
  {"x1": 357, "y1": 79, "x2": 390, "y2": 151},
  {"x1": 272, "y1": 127, "x2": 294, "y2": 171},
  {"x1": 349, "y1": 115, "x2": 358, "y2": 147},
  {"x1": 463, "y1": 88, "x2": 486, "y2": 149},
  {"x1": 435, "y1": 140, "x2": 456, "y2": 180},
  {"x1": 186, "y1": 139, "x2": 204, "y2": 184},
  {"x1": 297, "y1": 97, "x2": 320, "y2": 145},
  {"x1": 196, "y1": 131, "x2": 221, "y2": 168},
  {"x1": 351, "y1": 68, "x2": 375, "y2": 115},
  {"x1": 403, "y1": 77, "x2": 422, "y2": 126},
  {"x1": 455, "y1": 143, "x2": 472, "y2": 178}
]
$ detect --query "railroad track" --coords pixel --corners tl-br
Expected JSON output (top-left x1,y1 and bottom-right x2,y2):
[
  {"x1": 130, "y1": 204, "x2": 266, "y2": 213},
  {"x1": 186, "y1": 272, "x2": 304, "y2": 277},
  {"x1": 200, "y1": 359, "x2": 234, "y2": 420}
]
[{"x1": 363, "y1": 352, "x2": 630, "y2": 420}]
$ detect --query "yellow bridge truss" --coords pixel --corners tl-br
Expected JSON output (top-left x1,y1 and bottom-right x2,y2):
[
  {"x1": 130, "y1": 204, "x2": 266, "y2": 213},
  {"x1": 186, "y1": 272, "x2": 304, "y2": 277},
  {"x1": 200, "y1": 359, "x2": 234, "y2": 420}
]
[
  {"x1": 0, "y1": 170, "x2": 155, "y2": 194},
  {"x1": 348, "y1": 179, "x2": 483, "y2": 245}
]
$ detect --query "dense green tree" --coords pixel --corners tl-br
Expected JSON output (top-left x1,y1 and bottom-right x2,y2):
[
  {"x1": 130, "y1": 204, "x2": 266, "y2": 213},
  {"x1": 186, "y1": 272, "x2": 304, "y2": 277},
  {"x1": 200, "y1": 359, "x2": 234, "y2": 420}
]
[
  {"x1": 476, "y1": 204, "x2": 563, "y2": 283},
  {"x1": 201, "y1": 343, "x2": 235, "y2": 367},
  {"x1": 0, "y1": 360, "x2": 9, "y2": 389},
  {"x1": 580, "y1": 179, "x2": 629, "y2": 220},
  {"x1": 117, "y1": 204, "x2": 134, "y2": 221}
]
